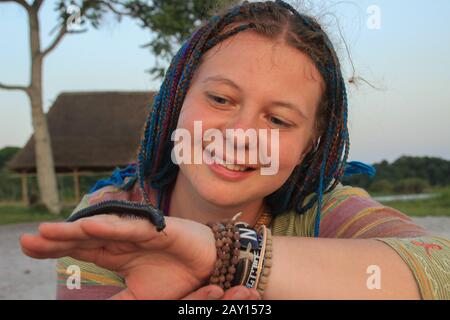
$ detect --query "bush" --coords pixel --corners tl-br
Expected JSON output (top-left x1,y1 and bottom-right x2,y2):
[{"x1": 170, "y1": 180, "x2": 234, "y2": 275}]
[
  {"x1": 394, "y1": 178, "x2": 430, "y2": 194},
  {"x1": 368, "y1": 179, "x2": 394, "y2": 194}
]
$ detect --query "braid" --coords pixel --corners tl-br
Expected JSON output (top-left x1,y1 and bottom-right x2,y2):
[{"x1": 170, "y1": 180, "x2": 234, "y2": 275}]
[{"x1": 132, "y1": 1, "x2": 350, "y2": 237}]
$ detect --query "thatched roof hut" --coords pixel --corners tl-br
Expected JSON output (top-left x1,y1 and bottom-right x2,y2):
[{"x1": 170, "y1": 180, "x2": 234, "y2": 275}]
[
  {"x1": 7, "y1": 91, "x2": 155, "y2": 203},
  {"x1": 8, "y1": 91, "x2": 155, "y2": 173}
]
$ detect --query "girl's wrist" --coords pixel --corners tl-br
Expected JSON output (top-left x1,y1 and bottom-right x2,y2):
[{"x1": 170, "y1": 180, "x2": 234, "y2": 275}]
[{"x1": 204, "y1": 216, "x2": 272, "y2": 294}]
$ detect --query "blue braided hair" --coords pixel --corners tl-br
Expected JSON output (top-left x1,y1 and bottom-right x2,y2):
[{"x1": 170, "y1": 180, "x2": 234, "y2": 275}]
[{"x1": 89, "y1": 0, "x2": 375, "y2": 237}]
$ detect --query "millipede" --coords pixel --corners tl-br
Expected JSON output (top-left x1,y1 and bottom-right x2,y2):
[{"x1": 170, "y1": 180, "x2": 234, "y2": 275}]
[{"x1": 66, "y1": 200, "x2": 167, "y2": 232}]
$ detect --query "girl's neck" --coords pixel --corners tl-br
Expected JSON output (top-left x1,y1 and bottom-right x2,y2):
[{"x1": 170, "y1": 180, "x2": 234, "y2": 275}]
[{"x1": 168, "y1": 173, "x2": 265, "y2": 226}]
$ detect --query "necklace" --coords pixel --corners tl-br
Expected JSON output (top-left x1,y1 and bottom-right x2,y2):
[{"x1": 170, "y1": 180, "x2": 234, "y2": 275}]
[
  {"x1": 252, "y1": 203, "x2": 272, "y2": 229},
  {"x1": 254, "y1": 211, "x2": 272, "y2": 229}
]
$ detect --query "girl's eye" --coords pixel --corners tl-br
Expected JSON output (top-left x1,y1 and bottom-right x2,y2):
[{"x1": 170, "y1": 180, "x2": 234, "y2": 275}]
[
  {"x1": 207, "y1": 94, "x2": 229, "y2": 106},
  {"x1": 269, "y1": 116, "x2": 292, "y2": 128}
]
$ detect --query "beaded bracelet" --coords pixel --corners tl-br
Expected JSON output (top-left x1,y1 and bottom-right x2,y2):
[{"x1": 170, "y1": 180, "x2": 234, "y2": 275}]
[
  {"x1": 206, "y1": 214, "x2": 273, "y2": 294},
  {"x1": 242, "y1": 225, "x2": 271, "y2": 294},
  {"x1": 206, "y1": 216, "x2": 242, "y2": 289},
  {"x1": 256, "y1": 227, "x2": 272, "y2": 295}
]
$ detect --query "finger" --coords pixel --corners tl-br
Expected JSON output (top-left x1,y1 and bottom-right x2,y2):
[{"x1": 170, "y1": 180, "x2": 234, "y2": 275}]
[
  {"x1": 222, "y1": 286, "x2": 261, "y2": 300},
  {"x1": 20, "y1": 233, "x2": 104, "y2": 259},
  {"x1": 38, "y1": 221, "x2": 91, "y2": 241},
  {"x1": 79, "y1": 217, "x2": 168, "y2": 244},
  {"x1": 38, "y1": 214, "x2": 130, "y2": 241},
  {"x1": 182, "y1": 285, "x2": 225, "y2": 300},
  {"x1": 248, "y1": 288, "x2": 262, "y2": 300},
  {"x1": 20, "y1": 233, "x2": 77, "y2": 259}
]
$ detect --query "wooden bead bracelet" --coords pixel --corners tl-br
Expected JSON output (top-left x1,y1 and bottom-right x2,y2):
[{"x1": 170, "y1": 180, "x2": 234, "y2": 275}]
[
  {"x1": 206, "y1": 219, "x2": 241, "y2": 289},
  {"x1": 206, "y1": 212, "x2": 273, "y2": 295}
]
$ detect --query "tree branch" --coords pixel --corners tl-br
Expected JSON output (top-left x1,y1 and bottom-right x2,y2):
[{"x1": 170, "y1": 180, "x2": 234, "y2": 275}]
[
  {"x1": 0, "y1": 82, "x2": 29, "y2": 93},
  {"x1": 32, "y1": 0, "x2": 43, "y2": 10},
  {"x1": 41, "y1": 25, "x2": 87, "y2": 58},
  {"x1": 98, "y1": 0, "x2": 130, "y2": 16},
  {"x1": 0, "y1": 0, "x2": 30, "y2": 10}
]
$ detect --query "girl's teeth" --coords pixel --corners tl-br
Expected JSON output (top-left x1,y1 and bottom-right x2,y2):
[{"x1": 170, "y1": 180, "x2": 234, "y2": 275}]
[
  {"x1": 214, "y1": 157, "x2": 248, "y2": 172},
  {"x1": 222, "y1": 163, "x2": 247, "y2": 172}
]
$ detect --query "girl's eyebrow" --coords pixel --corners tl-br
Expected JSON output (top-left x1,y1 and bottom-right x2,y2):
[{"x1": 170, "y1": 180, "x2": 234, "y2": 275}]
[
  {"x1": 203, "y1": 75, "x2": 308, "y2": 120},
  {"x1": 202, "y1": 75, "x2": 242, "y2": 92},
  {"x1": 271, "y1": 101, "x2": 308, "y2": 120}
]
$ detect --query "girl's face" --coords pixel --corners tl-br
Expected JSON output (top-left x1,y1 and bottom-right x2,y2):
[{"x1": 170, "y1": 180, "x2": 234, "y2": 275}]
[{"x1": 175, "y1": 30, "x2": 324, "y2": 208}]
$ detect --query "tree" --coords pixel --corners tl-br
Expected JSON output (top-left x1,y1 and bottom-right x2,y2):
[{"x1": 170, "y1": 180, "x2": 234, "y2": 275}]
[
  {"x1": 0, "y1": 0, "x2": 234, "y2": 213},
  {"x1": 368, "y1": 179, "x2": 393, "y2": 194},
  {"x1": 394, "y1": 178, "x2": 430, "y2": 194},
  {"x1": 0, "y1": 146, "x2": 20, "y2": 170}
]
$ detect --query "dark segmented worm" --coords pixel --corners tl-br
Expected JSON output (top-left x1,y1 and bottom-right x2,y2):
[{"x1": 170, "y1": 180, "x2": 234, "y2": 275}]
[{"x1": 66, "y1": 200, "x2": 166, "y2": 232}]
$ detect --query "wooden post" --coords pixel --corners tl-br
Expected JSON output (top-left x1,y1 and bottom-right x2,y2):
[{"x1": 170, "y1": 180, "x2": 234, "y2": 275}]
[
  {"x1": 21, "y1": 171, "x2": 30, "y2": 206},
  {"x1": 73, "y1": 168, "x2": 80, "y2": 203}
]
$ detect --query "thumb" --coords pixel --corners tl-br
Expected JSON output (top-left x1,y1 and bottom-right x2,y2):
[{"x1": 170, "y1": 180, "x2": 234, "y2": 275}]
[{"x1": 182, "y1": 285, "x2": 225, "y2": 300}]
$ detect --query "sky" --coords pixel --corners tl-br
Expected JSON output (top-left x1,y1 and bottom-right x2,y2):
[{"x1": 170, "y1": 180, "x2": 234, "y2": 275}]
[{"x1": 0, "y1": 0, "x2": 449, "y2": 164}]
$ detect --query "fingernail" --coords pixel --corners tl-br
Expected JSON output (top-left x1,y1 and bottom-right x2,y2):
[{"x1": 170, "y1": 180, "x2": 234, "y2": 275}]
[
  {"x1": 207, "y1": 289, "x2": 224, "y2": 300},
  {"x1": 233, "y1": 290, "x2": 250, "y2": 300}
]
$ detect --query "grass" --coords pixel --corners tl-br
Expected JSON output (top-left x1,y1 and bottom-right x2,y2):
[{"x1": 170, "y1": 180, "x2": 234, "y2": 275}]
[
  {"x1": 377, "y1": 186, "x2": 450, "y2": 217},
  {"x1": 0, "y1": 203, "x2": 74, "y2": 225}
]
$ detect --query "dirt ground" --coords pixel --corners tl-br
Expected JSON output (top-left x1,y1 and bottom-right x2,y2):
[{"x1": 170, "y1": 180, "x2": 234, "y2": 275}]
[{"x1": 1, "y1": 217, "x2": 449, "y2": 300}]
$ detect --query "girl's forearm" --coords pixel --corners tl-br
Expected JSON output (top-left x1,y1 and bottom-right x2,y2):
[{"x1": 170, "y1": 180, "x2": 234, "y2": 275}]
[{"x1": 263, "y1": 236, "x2": 420, "y2": 299}]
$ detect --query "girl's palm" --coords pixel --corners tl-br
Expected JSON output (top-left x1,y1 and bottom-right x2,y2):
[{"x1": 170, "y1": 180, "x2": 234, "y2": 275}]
[{"x1": 20, "y1": 215, "x2": 217, "y2": 299}]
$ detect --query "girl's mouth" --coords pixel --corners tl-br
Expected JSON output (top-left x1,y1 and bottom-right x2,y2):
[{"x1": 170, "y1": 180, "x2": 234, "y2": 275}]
[
  {"x1": 215, "y1": 160, "x2": 254, "y2": 172},
  {"x1": 204, "y1": 152, "x2": 257, "y2": 181}
]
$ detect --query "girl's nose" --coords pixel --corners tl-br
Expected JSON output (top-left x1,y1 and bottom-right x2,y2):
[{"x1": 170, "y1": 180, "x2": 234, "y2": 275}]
[{"x1": 221, "y1": 110, "x2": 260, "y2": 151}]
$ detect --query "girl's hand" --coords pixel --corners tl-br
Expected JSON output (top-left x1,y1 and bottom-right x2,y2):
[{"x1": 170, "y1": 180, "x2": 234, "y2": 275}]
[
  {"x1": 181, "y1": 285, "x2": 261, "y2": 300},
  {"x1": 20, "y1": 214, "x2": 218, "y2": 299}
]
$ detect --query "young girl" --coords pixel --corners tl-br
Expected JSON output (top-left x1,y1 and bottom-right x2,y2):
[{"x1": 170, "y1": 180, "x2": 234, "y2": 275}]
[{"x1": 20, "y1": 0, "x2": 449, "y2": 300}]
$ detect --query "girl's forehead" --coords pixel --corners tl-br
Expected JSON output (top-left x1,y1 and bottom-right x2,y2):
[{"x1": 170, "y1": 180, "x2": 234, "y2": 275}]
[
  {"x1": 190, "y1": 31, "x2": 324, "y2": 111},
  {"x1": 198, "y1": 31, "x2": 324, "y2": 89}
]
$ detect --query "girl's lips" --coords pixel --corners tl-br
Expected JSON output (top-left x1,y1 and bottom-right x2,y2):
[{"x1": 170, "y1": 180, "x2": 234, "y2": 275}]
[
  {"x1": 207, "y1": 161, "x2": 256, "y2": 181},
  {"x1": 203, "y1": 151, "x2": 256, "y2": 181}
]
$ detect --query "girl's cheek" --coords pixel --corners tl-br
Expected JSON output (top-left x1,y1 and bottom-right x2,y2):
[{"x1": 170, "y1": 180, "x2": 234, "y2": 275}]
[
  {"x1": 277, "y1": 140, "x2": 304, "y2": 169},
  {"x1": 178, "y1": 101, "x2": 216, "y2": 130}
]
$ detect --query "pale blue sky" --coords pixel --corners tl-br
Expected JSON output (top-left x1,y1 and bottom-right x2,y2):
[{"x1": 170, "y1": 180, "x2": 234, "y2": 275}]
[{"x1": 0, "y1": 0, "x2": 449, "y2": 163}]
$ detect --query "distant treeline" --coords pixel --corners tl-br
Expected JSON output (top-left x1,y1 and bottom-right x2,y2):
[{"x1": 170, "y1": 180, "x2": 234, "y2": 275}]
[{"x1": 343, "y1": 156, "x2": 450, "y2": 194}]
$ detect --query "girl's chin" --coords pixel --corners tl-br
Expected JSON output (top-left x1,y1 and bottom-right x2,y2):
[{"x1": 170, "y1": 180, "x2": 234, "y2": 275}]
[{"x1": 197, "y1": 188, "x2": 248, "y2": 207}]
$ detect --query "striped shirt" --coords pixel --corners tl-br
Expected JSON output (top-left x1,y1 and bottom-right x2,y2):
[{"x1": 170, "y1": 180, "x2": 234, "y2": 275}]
[{"x1": 57, "y1": 180, "x2": 450, "y2": 299}]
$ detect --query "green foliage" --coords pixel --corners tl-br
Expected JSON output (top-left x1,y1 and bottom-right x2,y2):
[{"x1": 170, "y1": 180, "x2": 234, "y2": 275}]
[
  {"x1": 343, "y1": 156, "x2": 450, "y2": 194},
  {"x1": 368, "y1": 179, "x2": 393, "y2": 193},
  {"x1": 0, "y1": 171, "x2": 109, "y2": 204},
  {"x1": 0, "y1": 146, "x2": 20, "y2": 170},
  {"x1": 54, "y1": 0, "x2": 239, "y2": 79},
  {"x1": 381, "y1": 186, "x2": 450, "y2": 217},
  {"x1": 0, "y1": 204, "x2": 73, "y2": 225},
  {"x1": 393, "y1": 178, "x2": 430, "y2": 194}
]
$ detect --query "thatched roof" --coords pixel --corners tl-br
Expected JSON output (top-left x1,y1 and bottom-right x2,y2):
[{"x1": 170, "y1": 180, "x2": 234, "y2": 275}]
[{"x1": 8, "y1": 91, "x2": 155, "y2": 173}]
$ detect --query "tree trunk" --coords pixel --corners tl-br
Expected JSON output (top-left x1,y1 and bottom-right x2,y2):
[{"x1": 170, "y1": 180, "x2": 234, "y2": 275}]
[
  {"x1": 21, "y1": 171, "x2": 30, "y2": 206},
  {"x1": 28, "y1": 8, "x2": 61, "y2": 214}
]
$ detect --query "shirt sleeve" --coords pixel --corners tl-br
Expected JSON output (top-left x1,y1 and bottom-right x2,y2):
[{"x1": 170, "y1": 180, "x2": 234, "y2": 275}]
[
  {"x1": 317, "y1": 185, "x2": 450, "y2": 300},
  {"x1": 56, "y1": 185, "x2": 131, "y2": 300}
]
